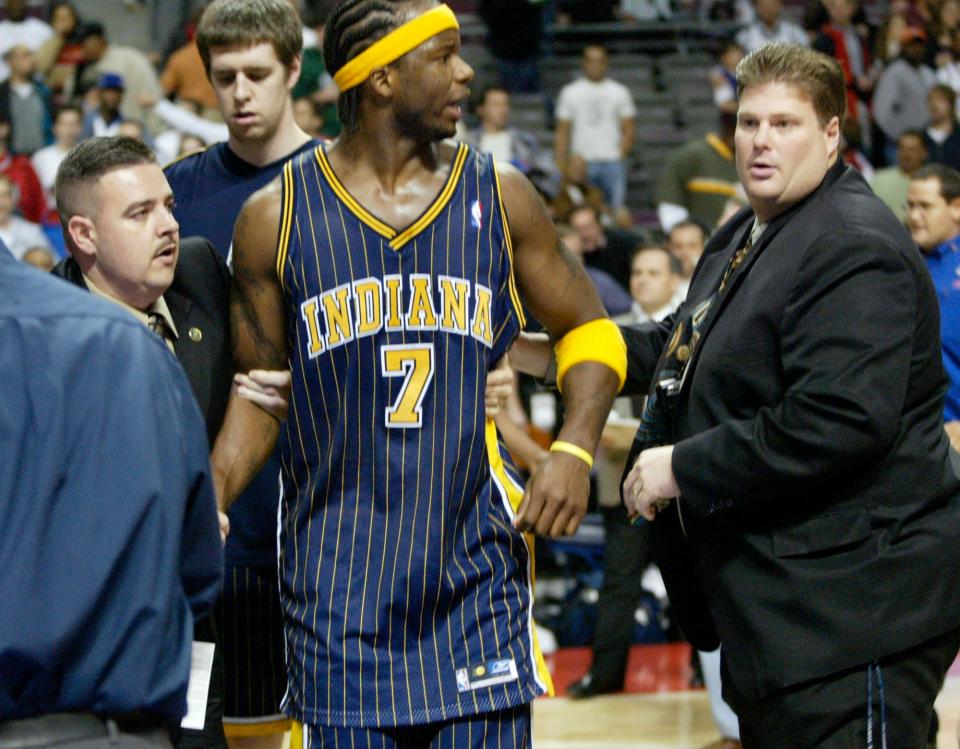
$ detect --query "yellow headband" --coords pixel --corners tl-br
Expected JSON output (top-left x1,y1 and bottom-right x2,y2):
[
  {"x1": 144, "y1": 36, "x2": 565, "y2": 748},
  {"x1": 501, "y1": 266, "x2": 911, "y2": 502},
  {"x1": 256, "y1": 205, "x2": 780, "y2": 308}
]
[{"x1": 333, "y1": 4, "x2": 460, "y2": 93}]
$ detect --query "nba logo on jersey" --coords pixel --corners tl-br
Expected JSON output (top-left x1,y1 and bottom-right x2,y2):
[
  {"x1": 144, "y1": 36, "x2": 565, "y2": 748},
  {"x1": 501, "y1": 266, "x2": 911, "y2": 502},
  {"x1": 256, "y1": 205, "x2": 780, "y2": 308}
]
[{"x1": 470, "y1": 199, "x2": 483, "y2": 229}]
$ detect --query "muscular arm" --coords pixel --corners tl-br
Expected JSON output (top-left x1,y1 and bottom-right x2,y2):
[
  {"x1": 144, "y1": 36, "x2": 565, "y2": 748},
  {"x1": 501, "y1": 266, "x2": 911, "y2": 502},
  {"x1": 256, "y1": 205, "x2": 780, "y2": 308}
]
[
  {"x1": 209, "y1": 179, "x2": 289, "y2": 511},
  {"x1": 499, "y1": 164, "x2": 621, "y2": 536}
]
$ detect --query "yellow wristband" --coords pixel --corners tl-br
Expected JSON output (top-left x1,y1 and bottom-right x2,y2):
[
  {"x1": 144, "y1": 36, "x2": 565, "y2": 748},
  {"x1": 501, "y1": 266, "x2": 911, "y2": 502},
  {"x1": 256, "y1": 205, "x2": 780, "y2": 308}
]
[
  {"x1": 550, "y1": 440, "x2": 594, "y2": 469},
  {"x1": 554, "y1": 318, "x2": 627, "y2": 394}
]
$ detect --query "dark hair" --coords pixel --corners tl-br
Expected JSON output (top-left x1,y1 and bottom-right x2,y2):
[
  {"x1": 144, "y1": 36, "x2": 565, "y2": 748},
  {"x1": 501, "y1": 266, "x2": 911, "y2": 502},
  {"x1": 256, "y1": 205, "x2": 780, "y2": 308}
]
[
  {"x1": 55, "y1": 136, "x2": 156, "y2": 230},
  {"x1": 323, "y1": 0, "x2": 423, "y2": 133},
  {"x1": 475, "y1": 84, "x2": 509, "y2": 111},
  {"x1": 912, "y1": 163, "x2": 960, "y2": 202},
  {"x1": 76, "y1": 21, "x2": 105, "y2": 42},
  {"x1": 53, "y1": 103, "x2": 83, "y2": 124},
  {"x1": 196, "y1": 0, "x2": 302, "y2": 74},
  {"x1": 669, "y1": 218, "x2": 709, "y2": 244},
  {"x1": 737, "y1": 42, "x2": 846, "y2": 126},
  {"x1": 930, "y1": 83, "x2": 958, "y2": 117},
  {"x1": 632, "y1": 243, "x2": 683, "y2": 276},
  {"x1": 899, "y1": 129, "x2": 927, "y2": 147}
]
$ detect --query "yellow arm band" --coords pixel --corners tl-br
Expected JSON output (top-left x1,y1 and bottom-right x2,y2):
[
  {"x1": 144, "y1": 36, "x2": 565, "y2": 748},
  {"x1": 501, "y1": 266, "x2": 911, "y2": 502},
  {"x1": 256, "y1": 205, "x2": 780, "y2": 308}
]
[
  {"x1": 550, "y1": 440, "x2": 594, "y2": 469},
  {"x1": 554, "y1": 318, "x2": 627, "y2": 394},
  {"x1": 333, "y1": 5, "x2": 460, "y2": 92}
]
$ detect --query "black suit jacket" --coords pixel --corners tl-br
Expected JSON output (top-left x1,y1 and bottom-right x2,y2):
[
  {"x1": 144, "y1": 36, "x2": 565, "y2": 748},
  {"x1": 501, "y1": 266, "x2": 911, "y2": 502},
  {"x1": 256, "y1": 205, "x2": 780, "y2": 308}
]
[
  {"x1": 52, "y1": 237, "x2": 232, "y2": 445},
  {"x1": 622, "y1": 161, "x2": 960, "y2": 705}
]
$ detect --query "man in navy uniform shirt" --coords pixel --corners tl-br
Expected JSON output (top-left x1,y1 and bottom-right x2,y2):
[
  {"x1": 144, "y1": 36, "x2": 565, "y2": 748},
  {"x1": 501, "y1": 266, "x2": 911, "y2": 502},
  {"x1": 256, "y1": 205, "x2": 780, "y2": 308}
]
[{"x1": 0, "y1": 243, "x2": 222, "y2": 746}]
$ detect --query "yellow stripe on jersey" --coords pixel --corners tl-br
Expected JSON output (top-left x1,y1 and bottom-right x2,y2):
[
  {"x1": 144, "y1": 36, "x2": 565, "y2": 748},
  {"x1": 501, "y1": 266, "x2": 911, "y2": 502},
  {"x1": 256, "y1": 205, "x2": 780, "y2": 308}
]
[
  {"x1": 222, "y1": 718, "x2": 292, "y2": 737},
  {"x1": 315, "y1": 147, "x2": 397, "y2": 240},
  {"x1": 390, "y1": 144, "x2": 469, "y2": 250},
  {"x1": 484, "y1": 419, "x2": 555, "y2": 696},
  {"x1": 491, "y1": 165, "x2": 527, "y2": 329},
  {"x1": 276, "y1": 161, "x2": 295, "y2": 291}
]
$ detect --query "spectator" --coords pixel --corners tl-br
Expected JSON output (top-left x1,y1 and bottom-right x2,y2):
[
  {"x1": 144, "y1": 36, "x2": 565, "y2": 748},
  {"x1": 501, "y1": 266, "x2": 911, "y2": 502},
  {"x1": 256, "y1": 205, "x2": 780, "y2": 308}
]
[
  {"x1": 0, "y1": 171, "x2": 48, "y2": 258},
  {"x1": 872, "y1": 129, "x2": 929, "y2": 220},
  {"x1": 936, "y1": 28, "x2": 960, "y2": 113},
  {"x1": 554, "y1": 44, "x2": 636, "y2": 226},
  {"x1": 565, "y1": 248, "x2": 683, "y2": 704},
  {"x1": 841, "y1": 117, "x2": 876, "y2": 181},
  {"x1": 83, "y1": 72, "x2": 124, "y2": 138},
  {"x1": 708, "y1": 39, "x2": 744, "y2": 116},
  {"x1": 31, "y1": 103, "x2": 79, "y2": 204},
  {"x1": 0, "y1": 115, "x2": 46, "y2": 222},
  {"x1": 292, "y1": 95, "x2": 324, "y2": 140},
  {"x1": 552, "y1": 154, "x2": 613, "y2": 227},
  {"x1": 477, "y1": 0, "x2": 543, "y2": 92},
  {"x1": 667, "y1": 218, "x2": 708, "y2": 300},
  {"x1": 464, "y1": 85, "x2": 551, "y2": 178},
  {"x1": 656, "y1": 113, "x2": 741, "y2": 232},
  {"x1": 924, "y1": 83, "x2": 960, "y2": 169},
  {"x1": 33, "y1": 1, "x2": 84, "y2": 102},
  {"x1": 160, "y1": 14, "x2": 219, "y2": 120},
  {"x1": 735, "y1": 0, "x2": 809, "y2": 51},
  {"x1": 618, "y1": 0, "x2": 674, "y2": 22},
  {"x1": 19, "y1": 242, "x2": 52, "y2": 268},
  {"x1": 76, "y1": 21, "x2": 163, "y2": 135},
  {"x1": 290, "y1": 9, "x2": 340, "y2": 138},
  {"x1": 813, "y1": 0, "x2": 875, "y2": 153},
  {"x1": 906, "y1": 162, "x2": 960, "y2": 450},
  {"x1": 557, "y1": 222, "x2": 632, "y2": 315},
  {"x1": 873, "y1": 26, "x2": 936, "y2": 165},
  {"x1": 0, "y1": 44, "x2": 51, "y2": 155},
  {"x1": 177, "y1": 133, "x2": 205, "y2": 158},
  {"x1": 0, "y1": 0, "x2": 51, "y2": 82},
  {"x1": 567, "y1": 202, "x2": 639, "y2": 291}
]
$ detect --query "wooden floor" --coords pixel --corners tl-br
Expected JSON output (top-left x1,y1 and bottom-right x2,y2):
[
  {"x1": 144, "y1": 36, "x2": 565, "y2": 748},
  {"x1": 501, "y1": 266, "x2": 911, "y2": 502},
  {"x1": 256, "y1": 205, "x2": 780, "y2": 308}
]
[{"x1": 530, "y1": 675, "x2": 960, "y2": 748}]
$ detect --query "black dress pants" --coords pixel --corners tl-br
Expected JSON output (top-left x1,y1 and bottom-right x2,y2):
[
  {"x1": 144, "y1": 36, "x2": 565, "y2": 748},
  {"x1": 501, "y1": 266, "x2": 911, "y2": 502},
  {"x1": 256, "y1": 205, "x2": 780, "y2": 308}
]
[
  {"x1": 586, "y1": 504, "x2": 651, "y2": 690},
  {"x1": 731, "y1": 625, "x2": 960, "y2": 749}
]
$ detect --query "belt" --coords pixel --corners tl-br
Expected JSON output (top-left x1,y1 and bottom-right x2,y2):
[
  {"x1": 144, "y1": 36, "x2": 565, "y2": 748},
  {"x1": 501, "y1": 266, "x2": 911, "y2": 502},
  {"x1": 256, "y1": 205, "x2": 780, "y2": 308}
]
[{"x1": 0, "y1": 712, "x2": 171, "y2": 749}]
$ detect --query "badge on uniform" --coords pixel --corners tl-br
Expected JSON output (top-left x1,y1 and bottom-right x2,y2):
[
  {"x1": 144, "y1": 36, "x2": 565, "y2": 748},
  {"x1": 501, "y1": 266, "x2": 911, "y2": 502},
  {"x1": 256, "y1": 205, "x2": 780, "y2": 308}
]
[{"x1": 455, "y1": 658, "x2": 518, "y2": 692}]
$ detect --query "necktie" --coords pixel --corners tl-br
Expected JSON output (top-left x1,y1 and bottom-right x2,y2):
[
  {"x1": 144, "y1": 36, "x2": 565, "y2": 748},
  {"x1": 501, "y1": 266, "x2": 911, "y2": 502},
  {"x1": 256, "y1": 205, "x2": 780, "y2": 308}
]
[
  {"x1": 718, "y1": 232, "x2": 754, "y2": 293},
  {"x1": 147, "y1": 312, "x2": 168, "y2": 341}
]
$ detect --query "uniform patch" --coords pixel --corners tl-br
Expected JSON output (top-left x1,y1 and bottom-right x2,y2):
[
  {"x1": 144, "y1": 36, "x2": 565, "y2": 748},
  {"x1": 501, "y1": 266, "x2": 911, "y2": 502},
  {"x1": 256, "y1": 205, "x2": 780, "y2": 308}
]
[{"x1": 455, "y1": 658, "x2": 518, "y2": 692}]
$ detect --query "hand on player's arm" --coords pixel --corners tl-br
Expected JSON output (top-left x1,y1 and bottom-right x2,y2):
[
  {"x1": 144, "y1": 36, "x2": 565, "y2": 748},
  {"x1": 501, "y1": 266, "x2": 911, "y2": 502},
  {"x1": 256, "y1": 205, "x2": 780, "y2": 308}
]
[
  {"x1": 236, "y1": 369, "x2": 292, "y2": 421},
  {"x1": 497, "y1": 164, "x2": 621, "y2": 538},
  {"x1": 210, "y1": 179, "x2": 289, "y2": 516},
  {"x1": 484, "y1": 355, "x2": 513, "y2": 416}
]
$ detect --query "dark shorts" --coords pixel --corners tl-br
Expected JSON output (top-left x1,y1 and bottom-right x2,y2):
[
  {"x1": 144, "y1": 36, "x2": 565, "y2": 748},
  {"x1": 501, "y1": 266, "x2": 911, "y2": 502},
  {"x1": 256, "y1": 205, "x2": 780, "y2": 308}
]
[
  {"x1": 297, "y1": 704, "x2": 531, "y2": 749},
  {"x1": 214, "y1": 563, "x2": 290, "y2": 734}
]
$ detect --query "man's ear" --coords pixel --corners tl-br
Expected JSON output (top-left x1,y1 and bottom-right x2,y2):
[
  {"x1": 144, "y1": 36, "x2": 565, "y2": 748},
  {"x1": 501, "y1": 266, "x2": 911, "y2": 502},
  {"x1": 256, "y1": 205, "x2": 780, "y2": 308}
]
[
  {"x1": 368, "y1": 65, "x2": 395, "y2": 100},
  {"x1": 66, "y1": 215, "x2": 97, "y2": 260},
  {"x1": 949, "y1": 196, "x2": 960, "y2": 227},
  {"x1": 286, "y1": 53, "x2": 303, "y2": 90}
]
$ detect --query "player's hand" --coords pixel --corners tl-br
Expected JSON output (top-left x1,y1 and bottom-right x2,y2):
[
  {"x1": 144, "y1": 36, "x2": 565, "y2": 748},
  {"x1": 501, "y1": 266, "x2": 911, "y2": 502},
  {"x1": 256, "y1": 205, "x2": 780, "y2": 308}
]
[
  {"x1": 622, "y1": 445, "x2": 680, "y2": 521},
  {"x1": 513, "y1": 451, "x2": 590, "y2": 537},
  {"x1": 235, "y1": 369, "x2": 292, "y2": 421},
  {"x1": 218, "y1": 510, "x2": 230, "y2": 544},
  {"x1": 485, "y1": 356, "x2": 513, "y2": 416}
]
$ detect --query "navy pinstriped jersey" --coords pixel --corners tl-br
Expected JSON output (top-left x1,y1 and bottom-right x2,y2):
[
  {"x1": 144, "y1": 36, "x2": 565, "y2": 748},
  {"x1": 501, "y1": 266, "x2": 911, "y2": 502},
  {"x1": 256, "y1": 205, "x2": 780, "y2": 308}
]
[{"x1": 275, "y1": 142, "x2": 552, "y2": 728}]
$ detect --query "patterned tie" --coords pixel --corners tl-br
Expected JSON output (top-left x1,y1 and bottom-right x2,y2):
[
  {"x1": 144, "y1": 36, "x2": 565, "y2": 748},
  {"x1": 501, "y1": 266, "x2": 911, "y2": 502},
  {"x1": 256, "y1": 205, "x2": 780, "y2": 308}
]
[{"x1": 718, "y1": 232, "x2": 754, "y2": 293}]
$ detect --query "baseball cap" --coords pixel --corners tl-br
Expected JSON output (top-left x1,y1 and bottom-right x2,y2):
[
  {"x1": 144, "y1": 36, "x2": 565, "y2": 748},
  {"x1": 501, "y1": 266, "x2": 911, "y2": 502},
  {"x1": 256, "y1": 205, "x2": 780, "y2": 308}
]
[{"x1": 97, "y1": 72, "x2": 125, "y2": 90}]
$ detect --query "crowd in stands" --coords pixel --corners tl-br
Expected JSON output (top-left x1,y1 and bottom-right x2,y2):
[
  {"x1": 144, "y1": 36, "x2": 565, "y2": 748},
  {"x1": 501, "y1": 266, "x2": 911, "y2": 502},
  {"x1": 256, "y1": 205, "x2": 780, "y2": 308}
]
[{"x1": 3, "y1": 1, "x2": 958, "y2": 747}]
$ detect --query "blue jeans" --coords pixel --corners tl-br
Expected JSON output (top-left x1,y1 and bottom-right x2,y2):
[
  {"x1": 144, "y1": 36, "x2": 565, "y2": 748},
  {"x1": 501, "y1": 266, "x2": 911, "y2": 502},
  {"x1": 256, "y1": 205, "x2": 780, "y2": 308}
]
[{"x1": 587, "y1": 159, "x2": 627, "y2": 211}]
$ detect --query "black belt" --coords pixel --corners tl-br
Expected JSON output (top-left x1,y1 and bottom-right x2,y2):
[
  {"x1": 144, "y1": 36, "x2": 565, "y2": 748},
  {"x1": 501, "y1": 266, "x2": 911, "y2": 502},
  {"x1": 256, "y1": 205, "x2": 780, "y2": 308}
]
[{"x1": 0, "y1": 712, "x2": 171, "y2": 749}]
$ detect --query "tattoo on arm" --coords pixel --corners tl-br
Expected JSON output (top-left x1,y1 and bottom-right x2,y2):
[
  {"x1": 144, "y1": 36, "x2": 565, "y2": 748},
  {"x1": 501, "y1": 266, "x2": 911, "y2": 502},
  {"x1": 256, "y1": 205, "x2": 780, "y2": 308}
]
[{"x1": 233, "y1": 264, "x2": 285, "y2": 368}]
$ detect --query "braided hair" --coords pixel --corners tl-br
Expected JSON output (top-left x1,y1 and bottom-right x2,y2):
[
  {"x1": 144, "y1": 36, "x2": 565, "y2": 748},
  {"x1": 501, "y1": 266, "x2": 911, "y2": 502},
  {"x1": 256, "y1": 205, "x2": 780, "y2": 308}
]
[{"x1": 324, "y1": 0, "x2": 425, "y2": 133}]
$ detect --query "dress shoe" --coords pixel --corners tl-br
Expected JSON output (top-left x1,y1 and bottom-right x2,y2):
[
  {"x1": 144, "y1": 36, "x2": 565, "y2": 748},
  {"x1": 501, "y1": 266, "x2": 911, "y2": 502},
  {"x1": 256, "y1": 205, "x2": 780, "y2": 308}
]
[{"x1": 565, "y1": 673, "x2": 619, "y2": 700}]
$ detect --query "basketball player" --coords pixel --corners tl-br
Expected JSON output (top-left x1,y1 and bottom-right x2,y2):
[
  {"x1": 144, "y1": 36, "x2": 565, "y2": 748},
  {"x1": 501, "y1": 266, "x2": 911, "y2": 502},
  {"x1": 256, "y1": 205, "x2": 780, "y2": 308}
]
[
  {"x1": 163, "y1": 2, "x2": 313, "y2": 747},
  {"x1": 211, "y1": 1, "x2": 627, "y2": 746}
]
